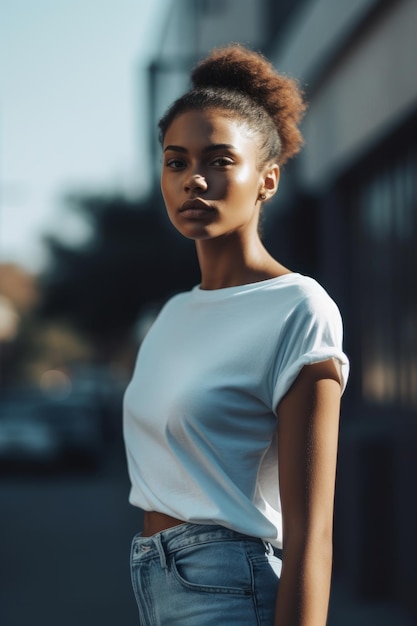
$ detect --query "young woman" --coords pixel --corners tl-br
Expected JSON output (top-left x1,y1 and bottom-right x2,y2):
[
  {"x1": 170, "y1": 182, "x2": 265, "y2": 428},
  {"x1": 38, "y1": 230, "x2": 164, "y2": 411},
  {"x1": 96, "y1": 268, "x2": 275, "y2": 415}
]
[{"x1": 124, "y1": 44, "x2": 349, "y2": 626}]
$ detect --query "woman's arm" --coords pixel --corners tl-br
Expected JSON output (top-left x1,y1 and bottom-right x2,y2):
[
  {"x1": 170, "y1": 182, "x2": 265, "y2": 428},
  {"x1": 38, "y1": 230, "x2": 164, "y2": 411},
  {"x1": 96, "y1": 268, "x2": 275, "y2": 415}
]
[{"x1": 274, "y1": 359, "x2": 342, "y2": 626}]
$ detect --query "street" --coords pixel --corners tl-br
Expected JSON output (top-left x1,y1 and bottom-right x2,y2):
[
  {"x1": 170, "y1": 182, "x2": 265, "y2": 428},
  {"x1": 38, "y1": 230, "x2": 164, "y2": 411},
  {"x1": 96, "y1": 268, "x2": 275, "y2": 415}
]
[{"x1": 0, "y1": 439, "x2": 142, "y2": 626}]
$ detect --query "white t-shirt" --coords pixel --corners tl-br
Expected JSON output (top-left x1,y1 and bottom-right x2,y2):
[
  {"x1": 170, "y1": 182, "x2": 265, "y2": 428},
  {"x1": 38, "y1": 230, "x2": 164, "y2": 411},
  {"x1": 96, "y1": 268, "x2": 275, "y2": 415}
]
[{"x1": 123, "y1": 273, "x2": 349, "y2": 548}]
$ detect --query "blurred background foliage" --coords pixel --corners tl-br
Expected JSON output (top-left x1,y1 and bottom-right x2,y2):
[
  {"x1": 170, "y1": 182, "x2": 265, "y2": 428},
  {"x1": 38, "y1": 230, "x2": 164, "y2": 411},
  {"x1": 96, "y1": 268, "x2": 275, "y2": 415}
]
[
  {"x1": 1, "y1": 192, "x2": 201, "y2": 389},
  {"x1": 38, "y1": 192, "x2": 200, "y2": 363}
]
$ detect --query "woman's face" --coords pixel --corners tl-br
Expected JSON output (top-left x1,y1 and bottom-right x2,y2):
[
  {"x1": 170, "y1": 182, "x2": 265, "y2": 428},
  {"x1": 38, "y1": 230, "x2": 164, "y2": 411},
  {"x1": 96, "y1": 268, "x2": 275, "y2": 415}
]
[{"x1": 161, "y1": 109, "x2": 269, "y2": 241}]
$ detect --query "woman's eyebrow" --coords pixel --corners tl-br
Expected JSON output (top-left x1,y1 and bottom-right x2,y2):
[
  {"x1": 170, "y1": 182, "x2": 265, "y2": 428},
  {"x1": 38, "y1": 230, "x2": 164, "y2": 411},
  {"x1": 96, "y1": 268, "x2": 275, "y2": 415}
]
[
  {"x1": 164, "y1": 145, "x2": 187, "y2": 153},
  {"x1": 203, "y1": 144, "x2": 235, "y2": 153},
  {"x1": 163, "y1": 143, "x2": 236, "y2": 153}
]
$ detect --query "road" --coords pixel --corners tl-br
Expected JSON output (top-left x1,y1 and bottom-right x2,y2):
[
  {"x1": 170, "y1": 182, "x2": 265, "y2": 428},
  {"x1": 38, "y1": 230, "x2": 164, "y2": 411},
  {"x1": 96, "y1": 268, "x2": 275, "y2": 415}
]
[{"x1": 0, "y1": 439, "x2": 142, "y2": 626}]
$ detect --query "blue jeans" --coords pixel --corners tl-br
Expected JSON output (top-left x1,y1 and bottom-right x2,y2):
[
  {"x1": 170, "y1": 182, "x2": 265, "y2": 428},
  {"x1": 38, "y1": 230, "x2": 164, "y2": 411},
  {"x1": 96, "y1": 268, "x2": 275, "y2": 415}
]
[{"x1": 130, "y1": 523, "x2": 282, "y2": 625}]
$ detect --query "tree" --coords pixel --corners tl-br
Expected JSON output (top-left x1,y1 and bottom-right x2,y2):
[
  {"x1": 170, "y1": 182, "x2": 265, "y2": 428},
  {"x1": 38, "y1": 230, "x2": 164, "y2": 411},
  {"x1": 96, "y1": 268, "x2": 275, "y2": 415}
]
[{"x1": 39, "y1": 192, "x2": 200, "y2": 359}]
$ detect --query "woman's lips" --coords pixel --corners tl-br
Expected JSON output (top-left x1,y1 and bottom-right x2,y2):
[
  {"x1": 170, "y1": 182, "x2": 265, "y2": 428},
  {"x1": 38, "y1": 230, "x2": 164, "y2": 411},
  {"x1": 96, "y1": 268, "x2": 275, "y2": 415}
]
[{"x1": 179, "y1": 198, "x2": 216, "y2": 219}]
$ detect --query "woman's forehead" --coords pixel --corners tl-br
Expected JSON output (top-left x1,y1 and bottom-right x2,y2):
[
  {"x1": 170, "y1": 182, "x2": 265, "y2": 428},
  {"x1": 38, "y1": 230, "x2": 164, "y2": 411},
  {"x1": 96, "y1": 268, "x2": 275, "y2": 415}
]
[{"x1": 163, "y1": 109, "x2": 255, "y2": 147}]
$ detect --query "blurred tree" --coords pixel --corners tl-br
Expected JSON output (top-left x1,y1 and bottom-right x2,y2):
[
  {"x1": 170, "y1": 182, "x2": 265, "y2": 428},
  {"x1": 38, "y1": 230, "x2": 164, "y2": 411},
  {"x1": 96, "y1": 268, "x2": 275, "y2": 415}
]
[
  {"x1": 39, "y1": 193, "x2": 200, "y2": 361},
  {"x1": 0, "y1": 264, "x2": 39, "y2": 386}
]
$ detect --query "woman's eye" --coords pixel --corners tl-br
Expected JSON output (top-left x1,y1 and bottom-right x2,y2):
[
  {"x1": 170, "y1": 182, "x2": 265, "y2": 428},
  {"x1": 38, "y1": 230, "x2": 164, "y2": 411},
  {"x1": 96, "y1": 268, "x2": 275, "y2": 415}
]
[
  {"x1": 210, "y1": 156, "x2": 233, "y2": 166},
  {"x1": 166, "y1": 158, "x2": 185, "y2": 169}
]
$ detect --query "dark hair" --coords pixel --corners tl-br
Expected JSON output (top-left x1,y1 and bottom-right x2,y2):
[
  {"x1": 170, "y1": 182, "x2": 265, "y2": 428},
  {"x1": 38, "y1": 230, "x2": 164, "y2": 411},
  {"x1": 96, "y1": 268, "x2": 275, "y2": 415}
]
[{"x1": 158, "y1": 44, "x2": 307, "y2": 167}]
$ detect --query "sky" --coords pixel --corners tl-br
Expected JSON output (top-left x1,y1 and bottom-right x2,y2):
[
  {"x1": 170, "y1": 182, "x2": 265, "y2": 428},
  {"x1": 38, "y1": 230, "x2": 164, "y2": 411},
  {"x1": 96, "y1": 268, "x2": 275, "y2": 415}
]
[{"x1": 0, "y1": 0, "x2": 169, "y2": 271}]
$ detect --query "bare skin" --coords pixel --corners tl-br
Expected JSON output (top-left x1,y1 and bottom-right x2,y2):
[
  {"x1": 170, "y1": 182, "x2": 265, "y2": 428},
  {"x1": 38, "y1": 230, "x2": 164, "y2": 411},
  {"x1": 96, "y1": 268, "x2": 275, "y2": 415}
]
[
  {"x1": 275, "y1": 359, "x2": 341, "y2": 626},
  {"x1": 141, "y1": 511, "x2": 184, "y2": 537},
  {"x1": 144, "y1": 109, "x2": 342, "y2": 625}
]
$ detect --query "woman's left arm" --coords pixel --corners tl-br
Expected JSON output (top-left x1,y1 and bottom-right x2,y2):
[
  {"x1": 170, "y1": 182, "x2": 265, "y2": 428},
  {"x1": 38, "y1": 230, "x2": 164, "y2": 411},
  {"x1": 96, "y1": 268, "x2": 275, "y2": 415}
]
[{"x1": 274, "y1": 358, "x2": 342, "y2": 626}]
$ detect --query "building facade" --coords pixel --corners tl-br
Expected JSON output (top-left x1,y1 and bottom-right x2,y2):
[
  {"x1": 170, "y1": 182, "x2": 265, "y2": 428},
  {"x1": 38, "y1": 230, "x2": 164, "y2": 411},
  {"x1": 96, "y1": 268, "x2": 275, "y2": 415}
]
[
  {"x1": 144, "y1": 0, "x2": 417, "y2": 619},
  {"x1": 269, "y1": 2, "x2": 417, "y2": 616}
]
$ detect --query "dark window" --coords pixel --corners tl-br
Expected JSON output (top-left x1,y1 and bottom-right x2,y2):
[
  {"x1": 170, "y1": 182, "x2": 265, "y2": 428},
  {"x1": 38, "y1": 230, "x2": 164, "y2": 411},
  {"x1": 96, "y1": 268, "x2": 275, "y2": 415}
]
[{"x1": 346, "y1": 119, "x2": 417, "y2": 409}]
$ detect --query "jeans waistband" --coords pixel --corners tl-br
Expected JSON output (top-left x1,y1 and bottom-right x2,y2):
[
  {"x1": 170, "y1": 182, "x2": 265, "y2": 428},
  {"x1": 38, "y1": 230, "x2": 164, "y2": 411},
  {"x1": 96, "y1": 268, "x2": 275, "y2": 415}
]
[
  {"x1": 131, "y1": 523, "x2": 281, "y2": 570},
  {"x1": 140, "y1": 522, "x2": 262, "y2": 549}
]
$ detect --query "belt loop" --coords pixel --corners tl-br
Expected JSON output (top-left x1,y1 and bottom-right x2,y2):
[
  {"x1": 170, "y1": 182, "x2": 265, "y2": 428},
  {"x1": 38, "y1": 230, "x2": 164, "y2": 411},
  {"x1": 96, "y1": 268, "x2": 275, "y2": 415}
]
[
  {"x1": 262, "y1": 540, "x2": 274, "y2": 556},
  {"x1": 153, "y1": 534, "x2": 168, "y2": 569}
]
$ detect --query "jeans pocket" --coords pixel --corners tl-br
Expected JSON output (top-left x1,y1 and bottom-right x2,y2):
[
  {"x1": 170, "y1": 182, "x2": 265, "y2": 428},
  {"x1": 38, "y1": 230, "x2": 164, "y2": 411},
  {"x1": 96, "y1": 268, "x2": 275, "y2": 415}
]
[
  {"x1": 247, "y1": 551, "x2": 281, "y2": 623},
  {"x1": 171, "y1": 540, "x2": 253, "y2": 595},
  {"x1": 248, "y1": 553, "x2": 282, "y2": 580}
]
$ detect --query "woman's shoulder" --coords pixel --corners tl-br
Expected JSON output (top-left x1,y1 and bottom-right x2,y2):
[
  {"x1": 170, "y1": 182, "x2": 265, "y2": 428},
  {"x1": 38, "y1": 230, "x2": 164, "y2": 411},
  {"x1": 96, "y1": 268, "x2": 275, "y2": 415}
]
[
  {"x1": 261, "y1": 272, "x2": 337, "y2": 305},
  {"x1": 285, "y1": 273, "x2": 338, "y2": 304},
  {"x1": 267, "y1": 273, "x2": 343, "y2": 327}
]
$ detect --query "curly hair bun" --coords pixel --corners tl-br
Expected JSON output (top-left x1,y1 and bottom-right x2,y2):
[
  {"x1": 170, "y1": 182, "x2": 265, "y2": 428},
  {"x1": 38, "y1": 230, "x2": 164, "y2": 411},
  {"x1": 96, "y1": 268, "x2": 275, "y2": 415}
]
[{"x1": 191, "y1": 44, "x2": 307, "y2": 164}]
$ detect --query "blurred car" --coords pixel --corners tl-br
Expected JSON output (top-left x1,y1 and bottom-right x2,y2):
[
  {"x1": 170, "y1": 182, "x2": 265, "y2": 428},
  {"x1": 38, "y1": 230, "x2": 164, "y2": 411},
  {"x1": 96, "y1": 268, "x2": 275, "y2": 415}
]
[
  {"x1": 0, "y1": 386, "x2": 103, "y2": 471},
  {"x1": 42, "y1": 392, "x2": 103, "y2": 469},
  {"x1": 0, "y1": 415, "x2": 60, "y2": 464}
]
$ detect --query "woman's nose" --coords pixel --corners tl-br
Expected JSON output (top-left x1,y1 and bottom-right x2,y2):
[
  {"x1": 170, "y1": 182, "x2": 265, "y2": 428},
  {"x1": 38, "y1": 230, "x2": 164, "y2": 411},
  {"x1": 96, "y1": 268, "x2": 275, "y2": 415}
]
[{"x1": 184, "y1": 174, "x2": 207, "y2": 193}]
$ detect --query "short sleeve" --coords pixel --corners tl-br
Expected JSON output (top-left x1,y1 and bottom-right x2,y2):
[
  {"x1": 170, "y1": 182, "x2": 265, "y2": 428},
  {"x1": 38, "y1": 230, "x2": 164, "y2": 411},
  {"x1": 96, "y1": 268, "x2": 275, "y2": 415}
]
[{"x1": 271, "y1": 285, "x2": 349, "y2": 413}]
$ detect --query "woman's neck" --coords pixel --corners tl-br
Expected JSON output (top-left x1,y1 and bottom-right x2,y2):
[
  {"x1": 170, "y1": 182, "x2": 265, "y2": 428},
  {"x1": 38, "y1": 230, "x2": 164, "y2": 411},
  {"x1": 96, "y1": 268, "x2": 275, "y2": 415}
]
[{"x1": 195, "y1": 234, "x2": 291, "y2": 290}]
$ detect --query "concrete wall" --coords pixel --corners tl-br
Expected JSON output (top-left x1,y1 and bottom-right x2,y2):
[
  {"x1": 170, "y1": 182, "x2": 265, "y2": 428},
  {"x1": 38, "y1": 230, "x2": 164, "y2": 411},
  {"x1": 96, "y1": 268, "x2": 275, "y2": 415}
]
[
  {"x1": 271, "y1": 0, "x2": 380, "y2": 84},
  {"x1": 197, "y1": 0, "x2": 263, "y2": 53},
  {"x1": 158, "y1": 0, "x2": 263, "y2": 58},
  {"x1": 271, "y1": 0, "x2": 417, "y2": 189}
]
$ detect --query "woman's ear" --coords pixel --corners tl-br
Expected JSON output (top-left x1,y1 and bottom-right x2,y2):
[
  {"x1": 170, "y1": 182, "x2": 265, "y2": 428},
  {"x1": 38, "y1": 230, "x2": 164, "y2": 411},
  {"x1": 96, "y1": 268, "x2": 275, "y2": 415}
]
[{"x1": 259, "y1": 164, "x2": 280, "y2": 201}]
